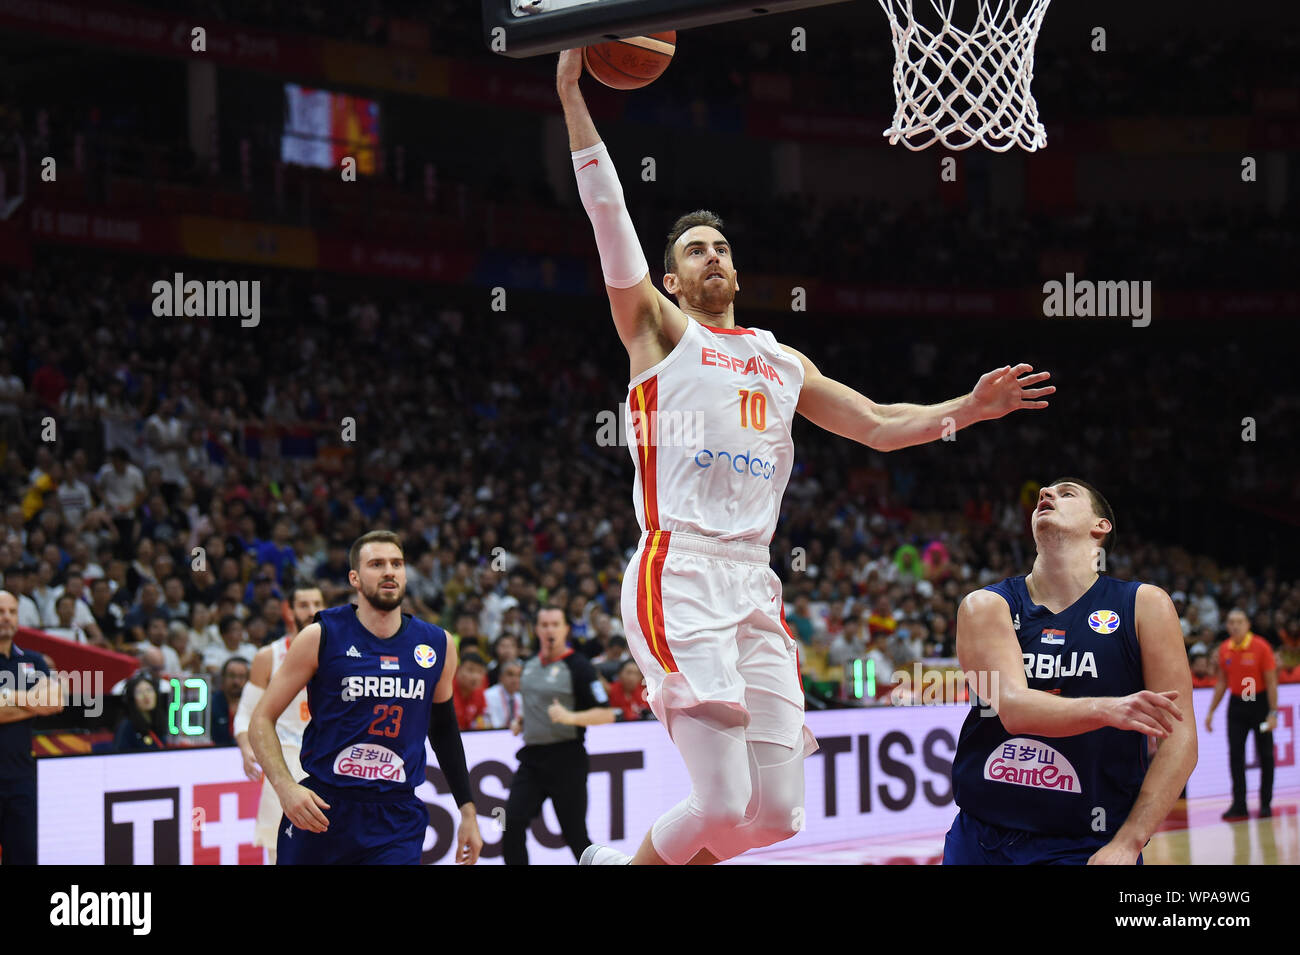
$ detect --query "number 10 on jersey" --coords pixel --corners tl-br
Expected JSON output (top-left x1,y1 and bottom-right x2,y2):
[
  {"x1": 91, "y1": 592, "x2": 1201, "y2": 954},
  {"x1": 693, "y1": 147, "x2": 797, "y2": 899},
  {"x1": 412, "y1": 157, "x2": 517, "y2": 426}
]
[{"x1": 738, "y1": 389, "x2": 768, "y2": 430}]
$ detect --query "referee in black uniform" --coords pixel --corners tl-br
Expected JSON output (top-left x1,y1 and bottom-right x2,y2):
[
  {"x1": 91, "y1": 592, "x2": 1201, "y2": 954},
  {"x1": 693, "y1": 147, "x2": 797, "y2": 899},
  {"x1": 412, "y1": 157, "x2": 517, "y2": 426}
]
[
  {"x1": 504, "y1": 603, "x2": 623, "y2": 864},
  {"x1": 0, "y1": 591, "x2": 64, "y2": 864}
]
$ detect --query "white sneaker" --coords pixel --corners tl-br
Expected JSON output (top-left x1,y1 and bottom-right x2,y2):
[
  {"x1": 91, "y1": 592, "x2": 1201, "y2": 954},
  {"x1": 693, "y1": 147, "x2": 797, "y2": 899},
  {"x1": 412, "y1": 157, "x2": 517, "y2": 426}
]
[{"x1": 580, "y1": 843, "x2": 631, "y2": 865}]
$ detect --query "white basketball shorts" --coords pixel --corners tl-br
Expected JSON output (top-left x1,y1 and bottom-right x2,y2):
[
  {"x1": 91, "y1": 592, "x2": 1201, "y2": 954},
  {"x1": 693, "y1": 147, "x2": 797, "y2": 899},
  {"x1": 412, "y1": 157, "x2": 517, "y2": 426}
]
[{"x1": 621, "y1": 530, "x2": 818, "y2": 757}]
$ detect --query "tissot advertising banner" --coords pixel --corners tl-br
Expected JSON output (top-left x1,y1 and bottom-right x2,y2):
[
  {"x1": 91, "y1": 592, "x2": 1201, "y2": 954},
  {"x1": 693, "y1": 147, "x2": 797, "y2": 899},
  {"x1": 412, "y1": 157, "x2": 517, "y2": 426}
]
[{"x1": 38, "y1": 687, "x2": 1297, "y2": 864}]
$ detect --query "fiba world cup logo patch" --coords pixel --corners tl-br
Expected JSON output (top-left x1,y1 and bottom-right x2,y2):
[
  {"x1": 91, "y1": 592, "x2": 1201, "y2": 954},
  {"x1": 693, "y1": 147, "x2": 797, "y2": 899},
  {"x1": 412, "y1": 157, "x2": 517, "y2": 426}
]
[
  {"x1": 414, "y1": 644, "x2": 437, "y2": 668},
  {"x1": 1088, "y1": 610, "x2": 1120, "y2": 635}
]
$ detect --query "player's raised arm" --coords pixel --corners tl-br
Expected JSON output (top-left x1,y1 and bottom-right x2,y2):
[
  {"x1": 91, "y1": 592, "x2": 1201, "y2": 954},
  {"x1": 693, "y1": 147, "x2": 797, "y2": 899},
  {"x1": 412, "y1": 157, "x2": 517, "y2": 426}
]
[
  {"x1": 781, "y1": 345, "x2": 1054, "y2": 452},
  {"x1": 957, "y1": 590, "x2": 1181, "y2": 739},
  {"x1": 250, "y1": 622, "x2": 329, "y2": 832},
  {"x1": 557, "y1": 49, "x2": 684, "y2": 357}
]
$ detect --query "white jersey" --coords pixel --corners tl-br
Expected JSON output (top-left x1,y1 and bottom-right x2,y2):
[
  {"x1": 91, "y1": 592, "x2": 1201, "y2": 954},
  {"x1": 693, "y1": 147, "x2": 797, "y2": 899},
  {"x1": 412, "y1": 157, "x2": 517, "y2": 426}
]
[
  {"x1": 271, "y1": 634, "x2": 310, "y2": 749},
  {"x1": 623, "y1": 319, "x2": 804, "y2": 545}
]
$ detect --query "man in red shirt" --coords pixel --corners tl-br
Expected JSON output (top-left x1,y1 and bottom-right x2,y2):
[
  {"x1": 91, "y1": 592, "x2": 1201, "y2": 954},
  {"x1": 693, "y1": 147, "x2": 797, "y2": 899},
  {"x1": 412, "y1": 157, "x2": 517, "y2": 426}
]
[
  {"x1": 607, "y1": 659, "x2": 652, "y2": 721},
  {"x1": 452, "y1": 652, "x2": 489, "y2": 730},
  {"x1": 1205, "y1": 609, "x2": 1278, "y2": 820}
]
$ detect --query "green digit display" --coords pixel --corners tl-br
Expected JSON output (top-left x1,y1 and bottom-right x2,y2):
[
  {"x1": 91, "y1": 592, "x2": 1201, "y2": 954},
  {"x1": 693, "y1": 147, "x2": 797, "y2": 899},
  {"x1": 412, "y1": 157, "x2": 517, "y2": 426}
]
[
  {"x1": 181, "y1": 678, "x2": 208, "y2": 736},
  {"x1": 168, "y1": 678, "x2": 183, "y2": 734},
  {"x1": 166, "y1": 677, "x2": 209, "y2": 736}
]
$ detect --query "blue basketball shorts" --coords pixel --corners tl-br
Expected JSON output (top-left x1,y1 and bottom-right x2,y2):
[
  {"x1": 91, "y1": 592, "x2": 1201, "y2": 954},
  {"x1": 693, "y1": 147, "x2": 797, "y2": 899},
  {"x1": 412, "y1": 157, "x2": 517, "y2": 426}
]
[
  {"x1": 942, "y1": 809, "x2": 1144, "y2": 865},
  {"x1": 276, "y1": 777, "x2": 427, "y2": 865}
]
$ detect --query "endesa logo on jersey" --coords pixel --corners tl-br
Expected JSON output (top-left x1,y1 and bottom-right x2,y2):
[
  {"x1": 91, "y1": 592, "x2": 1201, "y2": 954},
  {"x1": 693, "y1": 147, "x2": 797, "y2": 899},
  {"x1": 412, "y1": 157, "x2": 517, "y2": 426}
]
[
  {"x1": 983, "y1": 737, "x2": 1082, "y2": 793},
  {"x1": 340, "y1": 675, "x2": 426, "y2": 701},
  {"x1": 700, "y1": 347, "x2": 783, "y2": 386},
  {"x1": 333, "y1": 742, "x2": 406, "y2": 783},
  {"x1": 693, "y1": 448, "x2": 775, "y2": 480}
]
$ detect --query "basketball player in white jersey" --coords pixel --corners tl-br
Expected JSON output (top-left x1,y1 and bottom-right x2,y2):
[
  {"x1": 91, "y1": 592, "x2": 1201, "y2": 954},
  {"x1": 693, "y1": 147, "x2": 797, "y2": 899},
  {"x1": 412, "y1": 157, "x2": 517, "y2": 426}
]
[
  {"x1": 235, "y1": 585, "x2": 323, "y2": 864},
  {"x1": 557, "y1": 51, "x2": 1056, "y2": 865}
]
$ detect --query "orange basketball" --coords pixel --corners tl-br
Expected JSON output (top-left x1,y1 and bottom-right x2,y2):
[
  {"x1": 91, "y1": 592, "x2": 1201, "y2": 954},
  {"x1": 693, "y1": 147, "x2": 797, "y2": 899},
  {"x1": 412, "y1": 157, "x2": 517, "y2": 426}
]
[{"x1": 582, "y1": 32, "x2": 676, "y2": 90}]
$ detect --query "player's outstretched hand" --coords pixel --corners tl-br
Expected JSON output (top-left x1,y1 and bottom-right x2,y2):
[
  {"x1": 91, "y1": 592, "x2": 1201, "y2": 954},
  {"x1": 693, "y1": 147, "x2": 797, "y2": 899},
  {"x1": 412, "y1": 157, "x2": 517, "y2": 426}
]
[
  {"x1": 280, "y1": 783, "x2": 331, "y2": 833},
  {"x1": 456, "y1": 812, "x2": 483, "y2": 865},
  {"x1": 969, "y1": 364, "x2": 1054, "y2": 420},
  {"x1": 557, "y1": 48, "x2": 583, "y2": 91},
  {"x1": 1102, "y1": 689, "x2": 1181, "y2": 738}
]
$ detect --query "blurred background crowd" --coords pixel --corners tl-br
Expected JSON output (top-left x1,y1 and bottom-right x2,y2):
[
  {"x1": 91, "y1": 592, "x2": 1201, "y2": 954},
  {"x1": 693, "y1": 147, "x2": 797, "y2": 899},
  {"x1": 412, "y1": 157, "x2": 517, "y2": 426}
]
[
  {"x1": 3, "y1": 254, "x2": 1296, "y2": 747},
  {"x1": 0, "y1": 0, "x2": 1296, "y2": 751}
]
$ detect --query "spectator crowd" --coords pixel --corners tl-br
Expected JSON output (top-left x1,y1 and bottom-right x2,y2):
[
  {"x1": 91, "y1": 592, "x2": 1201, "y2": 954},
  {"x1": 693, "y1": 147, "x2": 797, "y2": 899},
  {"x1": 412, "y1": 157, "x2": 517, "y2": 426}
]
[{"x1": 2, "y1": 247, "x2": 1296, "y2": 747}]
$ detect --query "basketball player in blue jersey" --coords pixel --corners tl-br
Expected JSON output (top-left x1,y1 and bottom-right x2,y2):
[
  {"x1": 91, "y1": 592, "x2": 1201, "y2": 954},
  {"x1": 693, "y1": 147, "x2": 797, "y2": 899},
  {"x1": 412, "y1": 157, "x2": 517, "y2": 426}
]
[
  {"x1": 945, "y1": 479, "x2": 1197, "y2": 865},
  {"x1": 251, "y1": 530, "x2": 483, "y2": 865}
]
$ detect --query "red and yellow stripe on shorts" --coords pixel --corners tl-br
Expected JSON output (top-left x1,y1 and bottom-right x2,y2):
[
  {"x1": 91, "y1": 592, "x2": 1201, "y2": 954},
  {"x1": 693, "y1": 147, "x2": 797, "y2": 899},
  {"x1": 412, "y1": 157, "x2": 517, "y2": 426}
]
[
  {"x1": 635, "y1": 529, "x2": 678, "y2": 674},
  {"x1": 629, "y1": 377, "x2": 660, "y2": 530}
]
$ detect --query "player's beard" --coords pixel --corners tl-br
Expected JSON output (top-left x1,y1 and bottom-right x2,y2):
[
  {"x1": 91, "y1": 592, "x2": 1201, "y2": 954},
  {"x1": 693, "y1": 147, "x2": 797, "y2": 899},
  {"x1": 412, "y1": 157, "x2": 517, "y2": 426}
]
[
  {"x1": 696, "y1": 272, "x2": 733, "y2": 307},
  {"x1": 362, "y1": 580, "x2": 404, "y2": 612}
]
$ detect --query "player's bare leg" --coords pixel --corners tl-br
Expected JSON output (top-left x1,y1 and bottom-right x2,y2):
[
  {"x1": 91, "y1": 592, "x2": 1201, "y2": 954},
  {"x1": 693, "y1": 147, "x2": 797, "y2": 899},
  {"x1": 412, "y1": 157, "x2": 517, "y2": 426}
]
[
  {"x1": 626, "y1": 830, "x2": 721, "y2": 865},
  {"x1": 629, "y1": 828, "x2": 667, "y2": 865}
]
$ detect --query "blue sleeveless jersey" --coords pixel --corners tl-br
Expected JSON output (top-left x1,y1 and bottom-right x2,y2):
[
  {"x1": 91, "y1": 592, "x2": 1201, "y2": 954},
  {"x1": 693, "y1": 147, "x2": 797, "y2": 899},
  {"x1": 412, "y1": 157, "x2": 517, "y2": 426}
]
[
  {"x1": 300, "y1": 604, "x2": 448, "y2": 795},
  {"x1": 951, "y1": 575, "x2": 1149, "y2": 839}
]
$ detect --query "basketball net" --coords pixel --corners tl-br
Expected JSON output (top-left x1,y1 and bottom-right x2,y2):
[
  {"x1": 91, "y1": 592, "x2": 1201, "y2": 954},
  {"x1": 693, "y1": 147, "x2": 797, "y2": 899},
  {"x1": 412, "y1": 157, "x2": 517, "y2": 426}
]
[{"x1": 877, "y1": 0, "x2": 1052, "y2": 152}]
